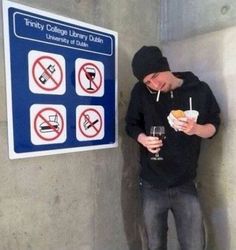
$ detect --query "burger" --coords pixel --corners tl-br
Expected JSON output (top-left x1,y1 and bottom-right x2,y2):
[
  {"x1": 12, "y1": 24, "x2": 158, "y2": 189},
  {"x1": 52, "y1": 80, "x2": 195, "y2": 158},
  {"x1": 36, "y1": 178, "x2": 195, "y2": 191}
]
[{"x1": 171, "y1": 110, "x2": 185, "y2": 119}]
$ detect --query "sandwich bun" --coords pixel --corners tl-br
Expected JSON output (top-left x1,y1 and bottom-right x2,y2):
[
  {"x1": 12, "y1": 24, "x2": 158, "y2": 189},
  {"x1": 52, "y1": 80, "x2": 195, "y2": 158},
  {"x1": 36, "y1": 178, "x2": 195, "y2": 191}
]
[{"x1": 171, "y1": 110, "x2": 185, "y2": 119}]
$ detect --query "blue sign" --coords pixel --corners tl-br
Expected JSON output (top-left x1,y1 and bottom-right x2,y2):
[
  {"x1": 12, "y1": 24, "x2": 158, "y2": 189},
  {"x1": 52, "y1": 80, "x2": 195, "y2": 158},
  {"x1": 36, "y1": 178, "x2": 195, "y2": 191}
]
[{"x1": 3, "y1": 0, "x2": 118, "y2": 159}]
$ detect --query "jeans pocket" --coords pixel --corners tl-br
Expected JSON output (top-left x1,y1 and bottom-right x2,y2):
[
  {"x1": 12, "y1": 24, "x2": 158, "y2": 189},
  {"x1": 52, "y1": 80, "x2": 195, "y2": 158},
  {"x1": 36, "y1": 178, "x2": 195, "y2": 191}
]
[{"x1": 178, "y1": 181, "x2": 198, "y2": 196}]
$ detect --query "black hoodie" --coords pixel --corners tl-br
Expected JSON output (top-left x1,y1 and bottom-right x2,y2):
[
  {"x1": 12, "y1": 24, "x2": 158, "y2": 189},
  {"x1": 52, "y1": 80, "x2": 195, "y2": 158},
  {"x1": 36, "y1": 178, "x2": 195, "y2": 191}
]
[{"x1": 125, "y1": 72, "x2": 220, "y2": 188}]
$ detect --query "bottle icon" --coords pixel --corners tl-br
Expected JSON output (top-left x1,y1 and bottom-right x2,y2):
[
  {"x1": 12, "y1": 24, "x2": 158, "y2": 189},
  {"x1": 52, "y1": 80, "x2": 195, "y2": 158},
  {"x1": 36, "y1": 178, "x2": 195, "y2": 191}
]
[{"x1": 39, "y1": 64, "x2": 56, "y2": 84}]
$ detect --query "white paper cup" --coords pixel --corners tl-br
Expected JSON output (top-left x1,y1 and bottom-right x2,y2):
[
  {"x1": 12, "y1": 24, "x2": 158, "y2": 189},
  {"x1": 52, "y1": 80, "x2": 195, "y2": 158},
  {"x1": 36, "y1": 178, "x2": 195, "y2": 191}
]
[{"x1": 184, "y1": 110, "x2": 199, "y2": 122}]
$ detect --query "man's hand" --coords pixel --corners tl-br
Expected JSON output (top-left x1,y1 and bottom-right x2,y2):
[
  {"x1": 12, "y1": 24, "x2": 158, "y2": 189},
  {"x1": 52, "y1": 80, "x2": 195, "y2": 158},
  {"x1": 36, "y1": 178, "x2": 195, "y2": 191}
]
[
  {"x1": 173, "y1": 117, "x2": 197, "y2": 135},
  {"x1": 173, "y1": 118, "x2": 216, "y2": 138},
  {"x1": 137, "y1": 133, "x2": 163, "y2": 153}
]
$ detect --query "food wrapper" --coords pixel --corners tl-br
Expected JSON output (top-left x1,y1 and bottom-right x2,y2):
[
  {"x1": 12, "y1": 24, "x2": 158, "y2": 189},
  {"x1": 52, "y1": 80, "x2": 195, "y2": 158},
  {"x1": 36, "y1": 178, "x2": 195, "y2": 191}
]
[
  {"x1": 167, "y1": 112, "x2": 187, "y2": 131},
  {"x1": 167, "y1": 110, "x2": 199, "y2": 131}
]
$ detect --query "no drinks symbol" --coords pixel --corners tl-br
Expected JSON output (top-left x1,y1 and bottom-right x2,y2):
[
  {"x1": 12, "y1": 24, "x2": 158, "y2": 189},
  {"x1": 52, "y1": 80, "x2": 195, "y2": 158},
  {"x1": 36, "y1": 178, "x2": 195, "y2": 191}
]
[{"x1": 78, "y1": 62, "x2": 102, "y2": 94}]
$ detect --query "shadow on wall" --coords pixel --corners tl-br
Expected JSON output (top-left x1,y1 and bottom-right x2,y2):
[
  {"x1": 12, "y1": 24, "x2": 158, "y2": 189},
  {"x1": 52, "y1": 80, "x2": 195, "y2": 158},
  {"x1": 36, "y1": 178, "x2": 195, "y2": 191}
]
[
  {"x1": 172, "y1": 37, "x2": 230, "y2": 250},
  {"x1": 164, "y1": 33, "x2": 230, "y2": 250},
  {"x1": 119, "y1": 34, "x2": 231, "y2": 250},
  {"x1": 191, "y1": 38, "x2": 230, "y2": 250},
  {"x1": 120, "y1": 133, "x2": 147, "y2": 250},
  {"x1": 118, "y1": 47, "x2": 148, "y2": 250},
  {"x1": 198, "y1": 128, "x2": 230, "y2": 250}
]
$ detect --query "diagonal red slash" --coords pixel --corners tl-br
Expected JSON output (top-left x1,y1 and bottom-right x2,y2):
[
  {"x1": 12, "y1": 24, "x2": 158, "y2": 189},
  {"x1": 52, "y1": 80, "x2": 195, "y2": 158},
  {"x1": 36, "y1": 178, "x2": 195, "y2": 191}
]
[
  {"x1": 82, "y1": 67, "x2": 99, "y2": 90},
  {"x1": 83, "y1": 113, "x2": 99, "y2": 132},
  {"x1": 38, "y1": 113, "x2": 60, "y2": 135}
]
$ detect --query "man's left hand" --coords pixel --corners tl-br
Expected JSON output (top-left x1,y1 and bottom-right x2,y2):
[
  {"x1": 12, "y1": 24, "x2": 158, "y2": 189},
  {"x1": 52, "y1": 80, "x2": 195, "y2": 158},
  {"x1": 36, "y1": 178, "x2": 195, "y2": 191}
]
[{"x1": 173, "y1": 117, "x2": 197, "y2": 135}]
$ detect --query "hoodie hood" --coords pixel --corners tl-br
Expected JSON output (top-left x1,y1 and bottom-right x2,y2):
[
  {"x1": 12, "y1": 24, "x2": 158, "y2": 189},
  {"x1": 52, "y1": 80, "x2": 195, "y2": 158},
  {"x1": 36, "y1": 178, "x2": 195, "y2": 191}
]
[{"x1": 174, "y1": 71, "x2": 201, "y2": 90}]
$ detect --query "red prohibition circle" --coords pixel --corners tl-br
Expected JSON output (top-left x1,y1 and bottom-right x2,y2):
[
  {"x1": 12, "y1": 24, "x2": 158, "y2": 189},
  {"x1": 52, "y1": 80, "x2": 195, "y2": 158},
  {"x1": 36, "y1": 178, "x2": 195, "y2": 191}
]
[
  {"x1": 78, "y1": 62, "x2": 102, "y2": 94},
  {"x1": 78, "y1": 108, "x2": 102, "y2": 138},
  {"x1": 34, "y1": 107, "x2": 64, "y2": 141},
  {"x1": 32, "y1": 55, "x2": 63, "y2": 91}
]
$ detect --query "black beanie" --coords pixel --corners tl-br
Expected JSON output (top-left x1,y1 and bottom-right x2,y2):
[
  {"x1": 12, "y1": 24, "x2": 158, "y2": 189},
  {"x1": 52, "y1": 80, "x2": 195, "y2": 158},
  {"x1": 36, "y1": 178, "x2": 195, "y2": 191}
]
[{"x1": 132, "y1": 46, "x2": 170, "y2": 81}]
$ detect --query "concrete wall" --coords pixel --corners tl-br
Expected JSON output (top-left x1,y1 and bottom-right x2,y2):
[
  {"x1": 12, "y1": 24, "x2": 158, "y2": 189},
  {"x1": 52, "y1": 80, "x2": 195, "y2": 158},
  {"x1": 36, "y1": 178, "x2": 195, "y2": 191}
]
[
  {"x1": 163, "y1": 28, "x2": 236, "y2": 250},
  {"x1": 161, "y1": 1, "x2": 236, "y2": 249},
  {"x1": 160, "y1": 0, "x2": 236, "y2": 42},
  {"x1": 0, "y1": 0, "x2": 160, "y2": 249},
  {"x1": 2, "y1": 1, "x2": 234, "y2": 250}
]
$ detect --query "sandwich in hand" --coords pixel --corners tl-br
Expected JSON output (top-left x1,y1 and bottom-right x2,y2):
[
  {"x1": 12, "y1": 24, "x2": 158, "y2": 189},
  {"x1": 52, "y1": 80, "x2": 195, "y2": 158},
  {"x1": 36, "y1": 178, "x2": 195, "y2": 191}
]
[
  {"x1": 167, "y1": 109, "x2": 186, "y2": 131},
  {"x1": 170, "y1": 110, "x2": 185, "y2": 119}
]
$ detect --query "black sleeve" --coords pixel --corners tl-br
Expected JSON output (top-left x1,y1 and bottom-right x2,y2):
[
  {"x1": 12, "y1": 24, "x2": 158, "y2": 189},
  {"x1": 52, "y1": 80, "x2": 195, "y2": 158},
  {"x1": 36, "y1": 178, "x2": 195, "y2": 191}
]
[
  {"x1": 125, "y1": 83, "x2": 145, "y2": 141},
  {"x1": 204, "y1": 84, "x2": 221, "y2": 137}
]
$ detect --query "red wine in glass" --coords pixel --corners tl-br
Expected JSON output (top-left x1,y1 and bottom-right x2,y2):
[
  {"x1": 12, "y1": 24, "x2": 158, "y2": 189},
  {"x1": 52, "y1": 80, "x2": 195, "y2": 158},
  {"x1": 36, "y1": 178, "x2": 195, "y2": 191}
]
[
  {"x1": 150, "y1": 126, "x2": 165, "y2": 160},
  {"x1": 85, "y1": 67, "x2": 96, "y2": 90}
]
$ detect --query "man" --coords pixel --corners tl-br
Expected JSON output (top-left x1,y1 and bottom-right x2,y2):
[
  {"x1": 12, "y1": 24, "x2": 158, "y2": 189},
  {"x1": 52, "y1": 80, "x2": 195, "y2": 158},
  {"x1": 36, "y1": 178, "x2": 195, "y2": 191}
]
[{"x1": 125, "y1": 46, "x2": 220, "y2": 250}]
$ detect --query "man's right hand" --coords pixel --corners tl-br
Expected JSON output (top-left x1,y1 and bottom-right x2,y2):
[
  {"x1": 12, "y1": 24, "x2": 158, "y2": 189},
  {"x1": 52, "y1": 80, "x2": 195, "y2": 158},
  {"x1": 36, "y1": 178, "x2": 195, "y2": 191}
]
[{"x1": 137, "y1": 133, "x2": 163, "y2": 154}]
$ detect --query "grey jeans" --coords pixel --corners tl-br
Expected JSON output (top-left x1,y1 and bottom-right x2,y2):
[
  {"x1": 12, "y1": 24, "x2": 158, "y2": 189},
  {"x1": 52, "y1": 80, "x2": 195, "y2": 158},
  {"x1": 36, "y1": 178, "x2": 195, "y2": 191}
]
[{"x1": 140, "y1": 180, "x2": 205, "y2": 250}]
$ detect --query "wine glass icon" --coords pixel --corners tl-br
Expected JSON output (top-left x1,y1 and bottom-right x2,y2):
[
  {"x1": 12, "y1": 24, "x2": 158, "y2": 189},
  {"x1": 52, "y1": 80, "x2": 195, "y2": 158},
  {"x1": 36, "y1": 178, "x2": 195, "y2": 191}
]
[{"x1": 85, "y1": 67, "x2": 96, "y2": 90}]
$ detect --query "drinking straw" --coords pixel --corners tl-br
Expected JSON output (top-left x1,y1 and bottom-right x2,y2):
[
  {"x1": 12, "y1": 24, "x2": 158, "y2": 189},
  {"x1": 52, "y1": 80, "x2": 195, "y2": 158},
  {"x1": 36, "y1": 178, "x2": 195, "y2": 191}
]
[
  {"x1": 156, "y1": 90, "x2": 161, "y2": 102},
  {"x1": 189, "y1": 97, "x2": 192, "y2": 110}
]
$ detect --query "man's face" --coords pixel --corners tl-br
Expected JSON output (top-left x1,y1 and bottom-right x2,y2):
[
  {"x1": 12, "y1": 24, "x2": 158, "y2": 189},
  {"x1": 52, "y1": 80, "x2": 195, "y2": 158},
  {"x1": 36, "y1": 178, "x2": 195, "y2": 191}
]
[{"x1": 143, "y1": 71, "x2": 171, "y2": 93}]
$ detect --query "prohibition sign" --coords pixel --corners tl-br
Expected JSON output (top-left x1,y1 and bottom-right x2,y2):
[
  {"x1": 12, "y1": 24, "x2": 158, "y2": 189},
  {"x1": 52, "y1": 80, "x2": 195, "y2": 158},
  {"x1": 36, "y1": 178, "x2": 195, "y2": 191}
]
[
  {"x1": 78, "y1": 108, "x2": 102, "y2": 138},
  {"x1": 32, "y1": 55, "x2": 63, "y2": 91},
  {"x1": 34, "y1": 107, "x2": 64, "y2": 141},
  {"x1": 78, "y1": 62, "x2": 102, "y2": 94}
]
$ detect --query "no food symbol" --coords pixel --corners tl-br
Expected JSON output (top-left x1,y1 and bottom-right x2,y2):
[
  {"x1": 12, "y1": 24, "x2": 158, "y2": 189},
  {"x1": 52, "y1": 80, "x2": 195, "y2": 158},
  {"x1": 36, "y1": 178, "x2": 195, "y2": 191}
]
[{"x1": 34, "y1": 107, "x2": 64, "y2": 141}]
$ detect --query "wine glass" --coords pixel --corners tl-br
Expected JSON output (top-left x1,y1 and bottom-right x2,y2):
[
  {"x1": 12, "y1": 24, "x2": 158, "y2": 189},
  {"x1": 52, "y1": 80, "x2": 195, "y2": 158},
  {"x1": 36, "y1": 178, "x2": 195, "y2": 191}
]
[
  {"x1": 85, "y1": 67, "x2": 96, "y2": 90},
  {"x1": 150, "y1": 126, "x2": 165, "y2": 160}
]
